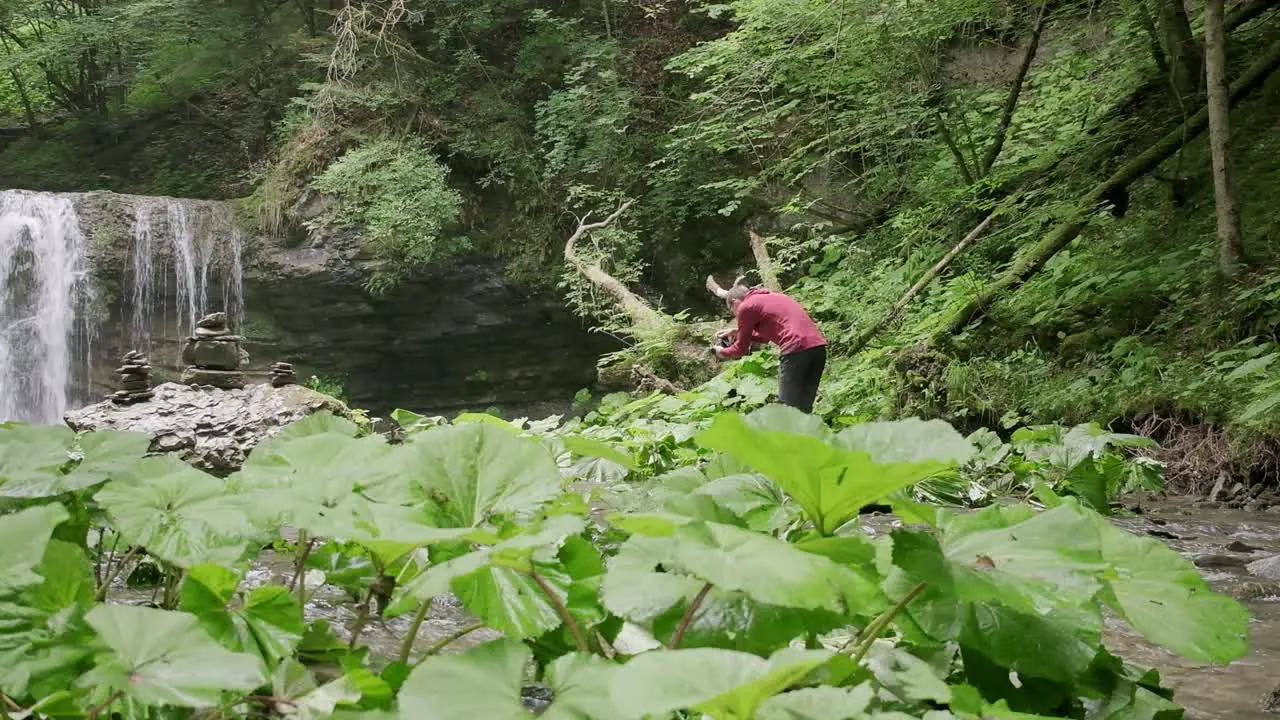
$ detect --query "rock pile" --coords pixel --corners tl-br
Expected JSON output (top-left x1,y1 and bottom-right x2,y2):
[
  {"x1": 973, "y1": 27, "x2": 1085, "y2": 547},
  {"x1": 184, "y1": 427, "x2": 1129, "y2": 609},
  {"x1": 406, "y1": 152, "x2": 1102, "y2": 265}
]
[
  {"x1": 180, "y1": 311, "x2": 246, "y2": 389},
  {"x1": 110, "y1": 351, "x2": 153, "y2": 404},
  {"x1": 65, "y1": 382, "x2": 354, "y2": 475},
  {"x1": 270, "y1": 361, "x2": 297, "y2": 387}
]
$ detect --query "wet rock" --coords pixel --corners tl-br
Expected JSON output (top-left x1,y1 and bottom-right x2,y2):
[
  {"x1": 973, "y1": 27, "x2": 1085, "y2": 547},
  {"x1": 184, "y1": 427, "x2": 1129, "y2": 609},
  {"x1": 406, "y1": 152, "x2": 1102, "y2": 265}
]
[
  {"x1": 1194, "y1": 554, "x2": 1250, "y2": 568},
  {"x1": 1227, "y1": 579, "x2": 1280, "y2": 601},
  {"x1": 180, "y1": 368, "x2": 245, "y2": 389},
  {"x1": 181, "y1": 338, "x2": 243, "y2": 370},
  {"x1": 1226, "y1": 540, "x2": 1262, "y2": 553},
  {"x1": 64, "y1": 382, "x2": 353, "y2": 475},
  {"x1": 1246, "y1": 555, "x2": 1280, "y2": 581}
]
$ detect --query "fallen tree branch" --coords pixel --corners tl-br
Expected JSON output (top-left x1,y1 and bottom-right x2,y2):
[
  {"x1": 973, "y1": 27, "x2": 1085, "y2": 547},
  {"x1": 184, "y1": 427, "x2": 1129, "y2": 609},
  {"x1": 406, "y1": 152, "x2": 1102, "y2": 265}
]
[
  {"x1": 747, "y1": 230, "x2": 782, "y2": 290},
  {"x1": 847, "y1": 210, "x2": 1000, "y2": 355},
  {"x1": 941, "y1": 37, "x2": 1280, "y2": 338},
  {"x1": 980, "y1": 0, "x2": 1052, "y2": 176},
  {"x1": 563, "y1": 199, "x2": 669, "y2": 331}
]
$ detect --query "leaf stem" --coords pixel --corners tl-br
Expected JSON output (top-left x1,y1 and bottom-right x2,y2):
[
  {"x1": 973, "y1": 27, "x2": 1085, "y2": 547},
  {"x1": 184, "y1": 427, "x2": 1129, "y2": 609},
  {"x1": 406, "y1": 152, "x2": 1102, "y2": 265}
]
[
  {"x1": 845, "y1": 582, "x2": 928, "y2": 663},
  {"x1": 290, "y1": 532, "x2": 314, "y2": 607},
  {"x1": 668, "y1": 582, "x2": 713, "y2": 649},
  {"x1": 86, "y1": 690, "x2": 123, "y2": 719},
  {"x1": 95, "y1": 545, "x2": 141, "y2": 601},
  {"x1": 348, "y1": 585, "x2": 376, "y2": 649},
  {"x1": 412, "y1": 623, "x2": 487, "y2": 666},
  {"x1": 528, "y1": 569, "x2": 589, "y2": 653},
  {"x1": 398, "y1": 601, "x2": 432, "y2": 664}
]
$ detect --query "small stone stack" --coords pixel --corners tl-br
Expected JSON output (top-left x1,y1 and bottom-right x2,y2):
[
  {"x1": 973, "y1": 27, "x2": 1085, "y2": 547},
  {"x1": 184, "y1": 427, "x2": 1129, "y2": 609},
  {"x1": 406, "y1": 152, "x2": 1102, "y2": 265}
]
[
  {"x1": 270, "y1": 361, "x2": 297, "y2": 387},
  {"x1": 110, "y1": 351, "x2": 154, "y2": 404},
  {"x1": 180, "y1": 312, "x2": 246, "y2": 389}
]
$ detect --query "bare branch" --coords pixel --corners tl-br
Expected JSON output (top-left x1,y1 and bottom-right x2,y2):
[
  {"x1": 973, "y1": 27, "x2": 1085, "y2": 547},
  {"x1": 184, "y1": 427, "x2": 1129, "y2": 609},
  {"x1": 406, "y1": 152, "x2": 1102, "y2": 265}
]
[
  {"x1": 563, "y1": 200, "x2": 668, "y2": 330},
  {"x1": 747, "y1": 231, "x2": 781, "y2": 291}
]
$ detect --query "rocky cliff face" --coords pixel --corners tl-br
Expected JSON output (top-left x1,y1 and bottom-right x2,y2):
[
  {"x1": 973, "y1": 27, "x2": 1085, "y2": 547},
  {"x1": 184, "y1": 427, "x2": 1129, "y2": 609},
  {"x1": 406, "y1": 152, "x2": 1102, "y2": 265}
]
[{"x1": 63, "y1": 190, "x2": 613, "y2": 418}]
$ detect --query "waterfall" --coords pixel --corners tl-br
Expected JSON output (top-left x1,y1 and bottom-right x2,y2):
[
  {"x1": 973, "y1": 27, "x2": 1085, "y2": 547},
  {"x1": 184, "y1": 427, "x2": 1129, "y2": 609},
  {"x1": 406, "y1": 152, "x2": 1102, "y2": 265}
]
[
  {"x1": 0, "y1": 189, "x2": 245, "y2": 423},
  {"x1": 0, "y1": 191, "x2": 96, "y2": 424},
  {"x1": 126, "y1": 197, "x2": 245, "y2": 352}
]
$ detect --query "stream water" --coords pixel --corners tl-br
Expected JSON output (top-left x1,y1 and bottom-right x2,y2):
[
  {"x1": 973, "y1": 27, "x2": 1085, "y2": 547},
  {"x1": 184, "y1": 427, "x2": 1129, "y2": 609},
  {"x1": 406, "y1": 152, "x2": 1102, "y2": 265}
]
[{"x1": 108, "y1": 495, "x2": 1280, "y2": 717}]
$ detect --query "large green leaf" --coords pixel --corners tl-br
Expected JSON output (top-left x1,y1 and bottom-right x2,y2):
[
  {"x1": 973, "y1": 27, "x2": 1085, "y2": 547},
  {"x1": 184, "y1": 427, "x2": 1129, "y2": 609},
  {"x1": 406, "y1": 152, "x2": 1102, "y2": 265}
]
[
  {"x1": 180, "y1": 564, "x2": 305, "y2": 665},
  {"x1": 611, "y1": 513, "x2": 883, "y2": 614},
  {"x1": 394, "y1": 638, "x2": 531, "y2": 720},
  {"x1": 81, "y1": 605, "x2": 266, "y2": 707},
  {"x1": 399, "y1": 515, "x2": 582, "y2": 636},
  {"x1": 883, "y1": 505, "x2": 1108, "y2": 683},
  {"x1": 0, "y1": 428, "x2": 148, "y2": 499},
  {"x1": 368, "y1": 423, "x2": 563, "y2": 526},
  {"x1": 1089, "y1": 511, "x2": 1249, "y2": 664},
  {"x1": 96, "y1": 455, "x2": 253, "y2": 567},
  {"x1": 60, "y1": 429, "x2": 153, "y2": 492},
  {"x1": 0, "y1": 424, "x2": 75, "y2": 496},
  {"x1": 696, "y1": 410, "x2": 972, "y2": 535},
  {"x1": 0, "y1": 538, "x2": 96, "y2": 698},
  {"x1": 303, "y1": 495, "x2": 479, "y2": 565},
  {"x1": 0, "y1": 503, "x2": 70, "y2": 594},
  {"x1": 610, "y1": 647, "x2": 834, "y2": 719},
  {"x1": 755, "y1": 684, "x2": 874, "y2": 720},
  {"x1": 270, "y1": 660, "x2": 362, "y2": 720}
]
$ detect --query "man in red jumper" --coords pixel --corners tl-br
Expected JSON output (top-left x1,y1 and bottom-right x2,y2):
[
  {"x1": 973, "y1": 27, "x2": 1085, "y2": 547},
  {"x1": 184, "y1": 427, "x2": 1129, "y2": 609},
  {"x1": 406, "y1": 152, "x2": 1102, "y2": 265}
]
[{"x1": 710, "y1": 278, "x2": 828, "y2": 413}]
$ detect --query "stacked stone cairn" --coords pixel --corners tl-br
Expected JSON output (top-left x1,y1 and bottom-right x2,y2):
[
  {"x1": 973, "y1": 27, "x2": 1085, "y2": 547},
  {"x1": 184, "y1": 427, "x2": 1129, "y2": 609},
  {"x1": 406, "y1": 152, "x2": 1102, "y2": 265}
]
[
  {"x1": 110, "y1": 351, "x2": 153, "y2": 405},
  {"x1": 270, "y1": 361, "x2": 297, "y2": 387},
  {"x1": 180, "y1": 312, "x2": 246, "y2": 390}
]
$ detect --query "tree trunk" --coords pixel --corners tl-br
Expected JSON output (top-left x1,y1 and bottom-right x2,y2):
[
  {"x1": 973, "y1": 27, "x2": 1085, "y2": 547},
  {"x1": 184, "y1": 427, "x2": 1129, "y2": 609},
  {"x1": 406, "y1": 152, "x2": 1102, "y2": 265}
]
[
  {"x1": 1204, "y1": 0, "x2": 1245, "y2": 275},
  {"x1": 747, "y1": 230, "x2": 781, "y2": 291},
  {"x1": 1157, "y1": 0, "x2": 1203, "y2": 105},
  {"x1": 980, "y1": 0, "x2": 1052, "y2": 177},
  {"x1": 1130, "y1": 0, "x2": 1170, "y2": 77},
  {"x1": 941, "y1": 38, "x2": 1280, "y2": 338},
  {"x1": 563, "y1": 200, "x2": 670, "y2": 332},
  {"x1": 847, "y1": 211, "x2": 999, "y2": 355}
]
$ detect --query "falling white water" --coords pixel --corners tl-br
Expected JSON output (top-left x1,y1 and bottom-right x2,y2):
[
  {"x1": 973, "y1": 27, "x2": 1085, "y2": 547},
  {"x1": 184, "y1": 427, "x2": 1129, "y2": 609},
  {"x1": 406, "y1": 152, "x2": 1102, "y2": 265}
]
[
  {"x1": 0, "y1": 191, "x2": 96, "y2": 424},
  {"x1": 127, "y1": 198, "x2": 245, "y2": 351}
]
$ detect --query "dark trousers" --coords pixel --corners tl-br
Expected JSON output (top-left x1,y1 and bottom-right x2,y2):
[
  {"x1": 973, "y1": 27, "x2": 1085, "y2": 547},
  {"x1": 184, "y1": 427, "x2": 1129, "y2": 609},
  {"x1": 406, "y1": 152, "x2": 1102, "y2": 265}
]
[{"x1": 778, "y1": 345, "x2": 827, "y2": 413}]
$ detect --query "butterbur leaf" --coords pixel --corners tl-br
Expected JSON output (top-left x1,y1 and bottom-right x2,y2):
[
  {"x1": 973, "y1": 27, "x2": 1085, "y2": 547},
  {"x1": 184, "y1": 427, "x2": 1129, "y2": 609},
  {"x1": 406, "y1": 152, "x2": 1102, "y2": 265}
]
[
  {"x1": 453, "y1": 566, "x2": 565, "y2": 639},
  {"x1": 61, "y1": 429, "x2": 153, "y2": 491},
  {"x1": 271, "y1": 660, "x2": 362, "y2": 720},
  {"x1": 303, "y1": 495, "x2": 479, "y2": 565},
  {"x1": 82, "y1": 605, "x2": 265, "y2": 707},
  {"x1": 181, "y1": 565, "x2": 305, "y2": 665},
  {"x1": 0, "y1": 503, "x2": 69, "y2": 594},
  {"x1": 609, "y1": 647, "x2": 833, "y2": 719},
  {"x1": 540, "y1": 652, "x2": 627, "y2": 720},
  {"x1": 400, "y1": 523, "x2": 582, "y2": 641},
  {"x1": 884, "y1": 505, "x2": 1109, "y2": 682},
  {"x1": 0, "y1": 424, "x2": 75, "y2": 495},
  {"x1": 395, "y1": 638, "x2": 531, "y2": 719},
  {"x1": 755, "y1": 683, "x2": 874, "y2": 720},
  {"x1": 0, "y1": 539, "x2": 96, "y2": 697},
  {"x1": 1090, "y1": 511, "x2": 1249, "y2": 664},
  {"x1": 96, "y1": 456, "x2": 252, "y2": 567},
  {"x1": 833, "y1": 417, "x2": 975, "y2": 465},
  {"x1": 697, "y1": 411, "x2": 972, "y2": 535},
  {"x1": 560, "y1": 435, "x2": 639, "y2": 471},
  {"x1": 611, "y1": 514, "x2": 883, "y2": 614},
  {"x1": 370, "y1": 423, "x2": 563, "y2": 526}
]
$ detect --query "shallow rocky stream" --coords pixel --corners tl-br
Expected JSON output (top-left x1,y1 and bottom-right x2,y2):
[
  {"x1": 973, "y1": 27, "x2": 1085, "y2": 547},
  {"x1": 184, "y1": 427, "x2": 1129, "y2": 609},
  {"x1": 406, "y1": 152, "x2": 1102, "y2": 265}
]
[{"x1": 108, "y1": 495, "x2": 1280, "y2": 717}]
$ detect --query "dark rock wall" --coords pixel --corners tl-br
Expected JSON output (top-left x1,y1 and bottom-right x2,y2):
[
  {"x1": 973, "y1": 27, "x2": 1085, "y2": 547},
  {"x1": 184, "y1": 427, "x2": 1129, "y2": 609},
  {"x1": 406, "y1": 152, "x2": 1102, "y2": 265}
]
[
  {"x1": 243, "y1": 247, "x2": 617, "y2": 417},
  {"x1": 67, "y1": 190, "x2": 613, "y2": 418}
]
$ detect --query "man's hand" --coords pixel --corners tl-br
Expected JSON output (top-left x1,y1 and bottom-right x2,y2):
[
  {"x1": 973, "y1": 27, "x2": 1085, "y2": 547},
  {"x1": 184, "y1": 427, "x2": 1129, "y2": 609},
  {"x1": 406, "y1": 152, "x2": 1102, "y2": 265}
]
[{"x1": 714, "y1": 327, "x2": 737, "y2": 342}]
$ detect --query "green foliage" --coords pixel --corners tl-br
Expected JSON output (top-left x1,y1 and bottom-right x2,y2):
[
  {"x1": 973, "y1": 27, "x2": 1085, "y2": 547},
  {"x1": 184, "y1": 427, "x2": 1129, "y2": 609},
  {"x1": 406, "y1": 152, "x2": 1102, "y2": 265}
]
[
  {"x1": 310, "y1": 137, "x2": 468, "y2": 293},
  {"x1": 0, "y1": 401, "x2": 1246, "y2": 718}
]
